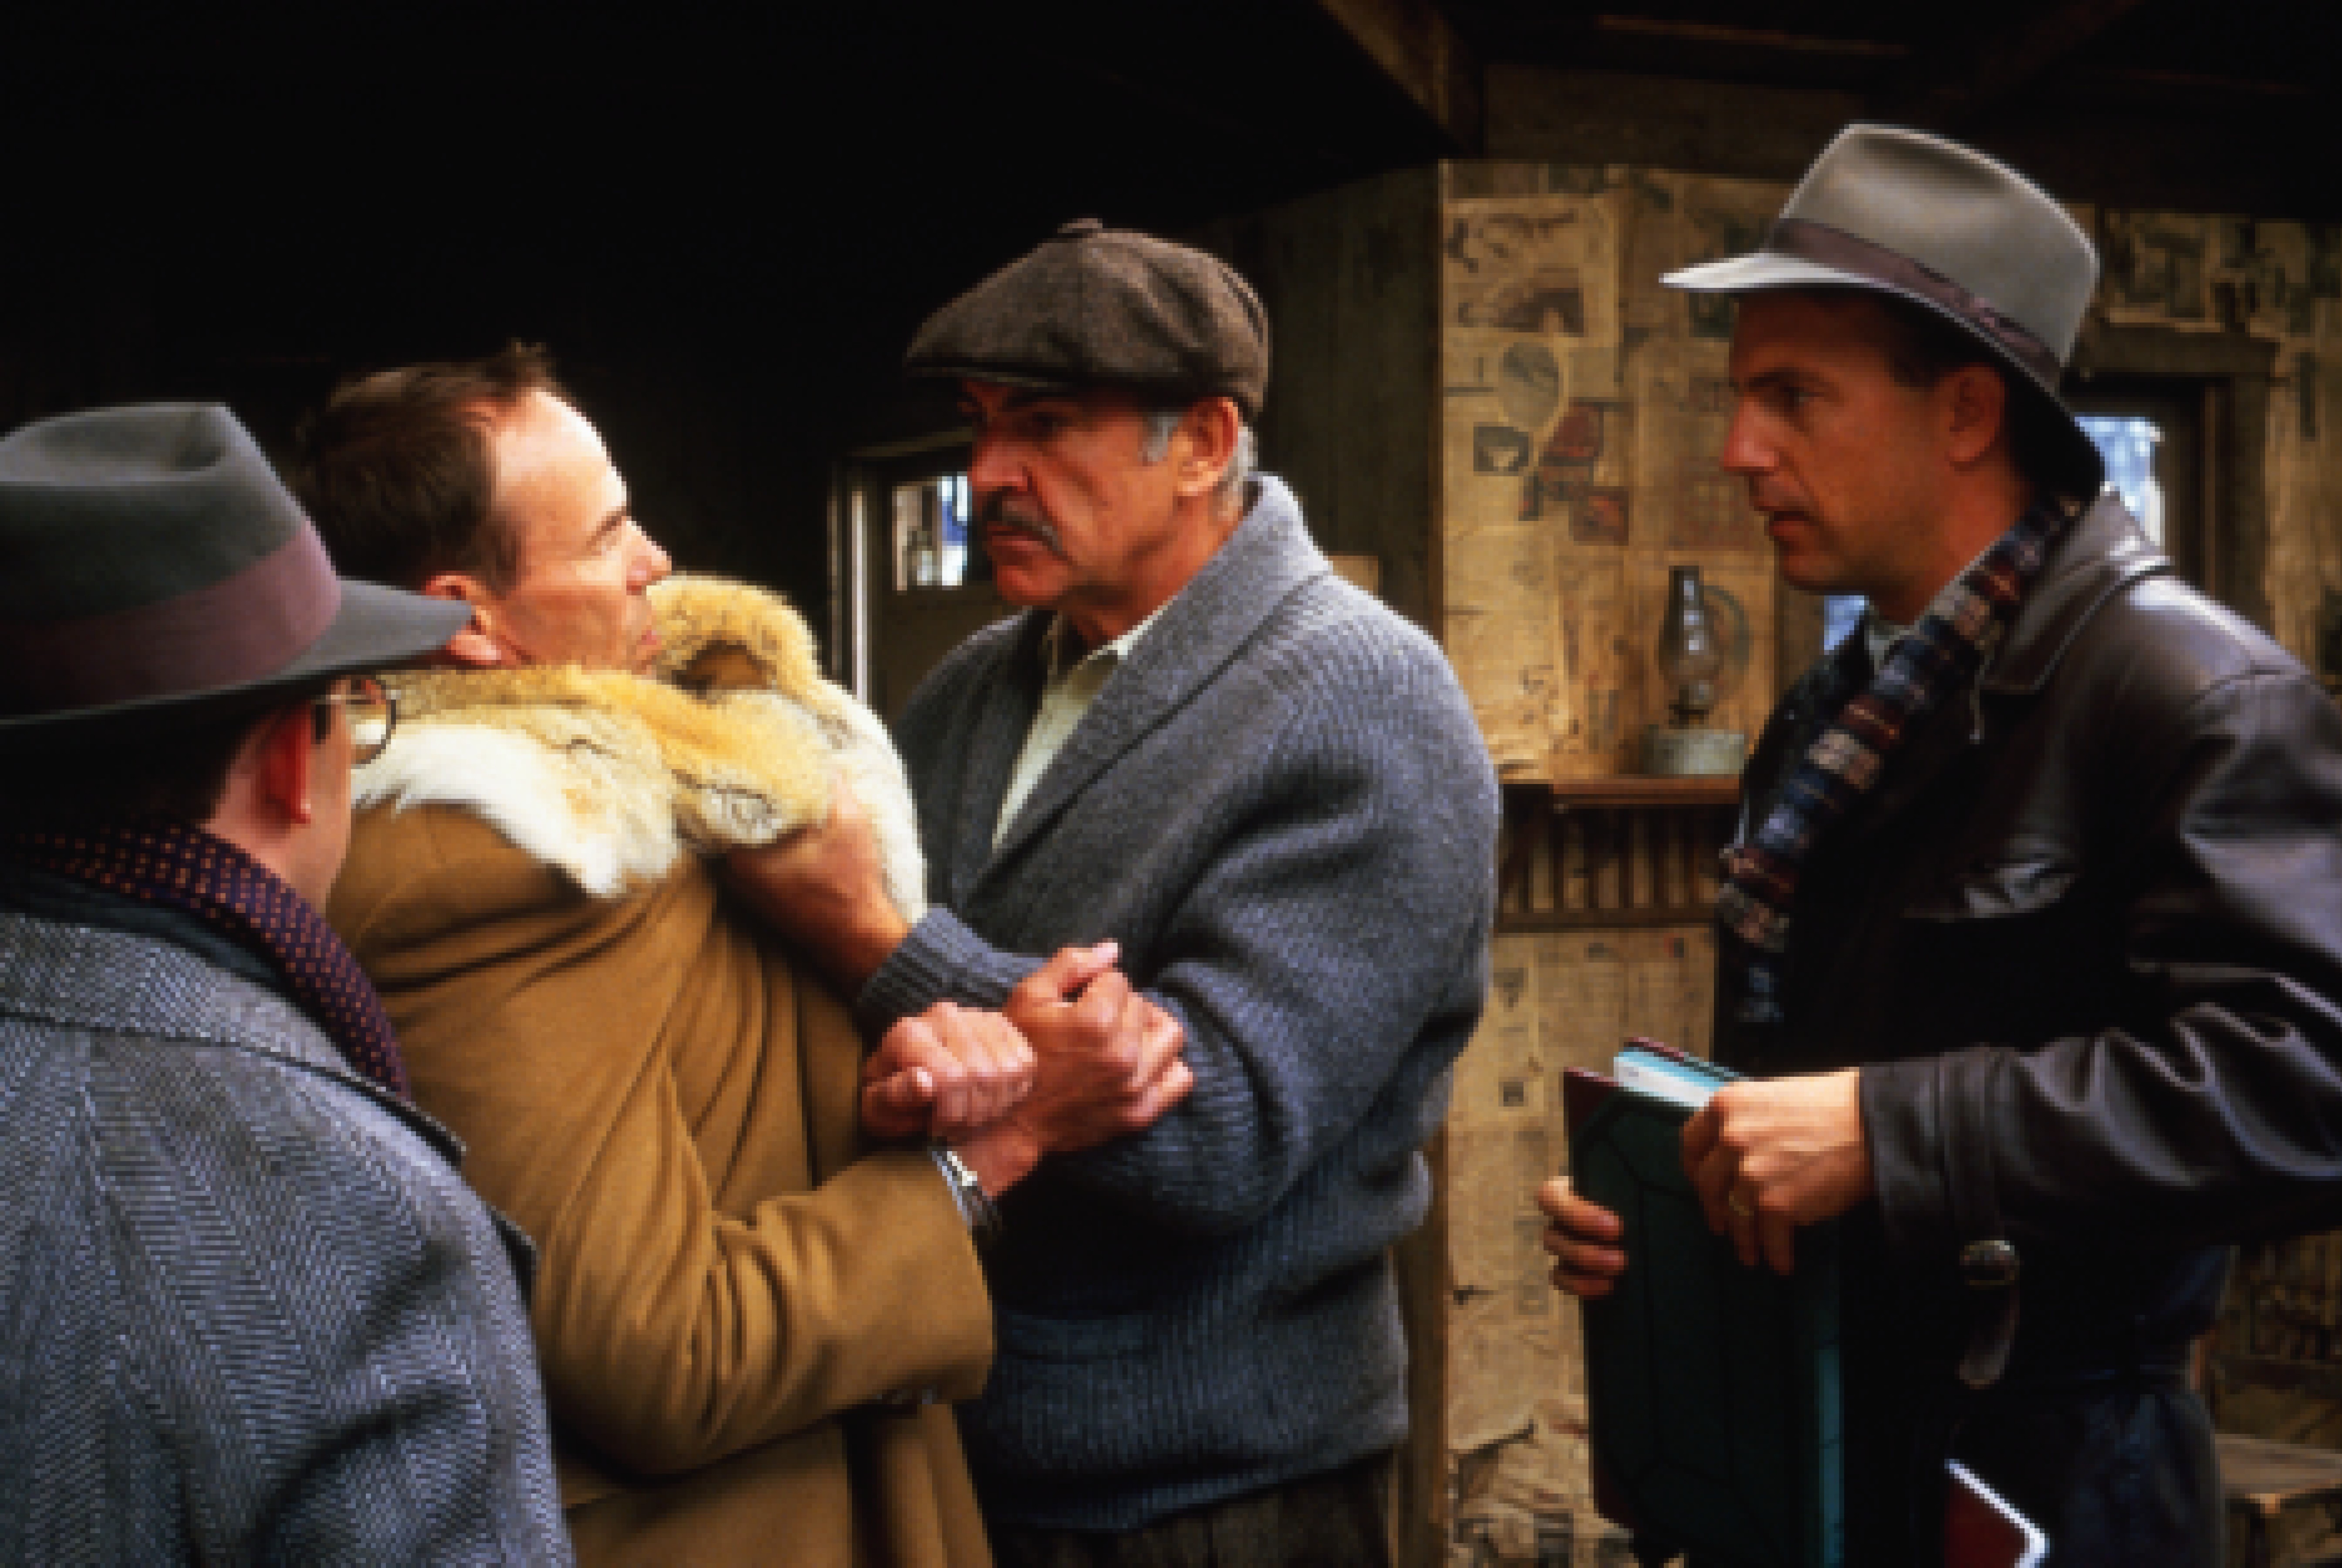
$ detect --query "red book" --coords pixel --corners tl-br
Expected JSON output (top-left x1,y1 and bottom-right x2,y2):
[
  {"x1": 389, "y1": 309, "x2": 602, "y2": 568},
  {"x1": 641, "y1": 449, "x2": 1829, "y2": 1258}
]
[{"x1": 1944, "y1": 1462, "x2": 2047, "y2": 1568}]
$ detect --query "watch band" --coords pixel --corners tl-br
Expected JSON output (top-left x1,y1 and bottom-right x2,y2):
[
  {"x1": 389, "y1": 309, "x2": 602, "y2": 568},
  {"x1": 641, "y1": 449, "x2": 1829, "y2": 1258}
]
[{"x1": 932, "y1": 1144, "x2": 1003, "y2": 1248}]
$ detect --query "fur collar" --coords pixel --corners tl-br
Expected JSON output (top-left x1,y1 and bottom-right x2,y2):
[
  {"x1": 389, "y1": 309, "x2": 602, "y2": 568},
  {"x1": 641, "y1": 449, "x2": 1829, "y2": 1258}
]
[{"x1": 356, "y1": 574, "x2": 925, "y2": 914}]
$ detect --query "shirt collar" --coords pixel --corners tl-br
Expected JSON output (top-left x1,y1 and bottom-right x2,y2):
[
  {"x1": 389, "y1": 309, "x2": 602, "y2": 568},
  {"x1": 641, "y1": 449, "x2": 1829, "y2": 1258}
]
[{"x1": 1041, "y1": 598, "x2": 1171, "y2": 683}]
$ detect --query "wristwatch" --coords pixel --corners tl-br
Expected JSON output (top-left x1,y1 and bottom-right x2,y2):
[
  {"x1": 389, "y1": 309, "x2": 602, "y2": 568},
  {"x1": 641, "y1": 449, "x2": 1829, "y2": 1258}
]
[{"x1": 932, "y1": 1144, "x2": 1003, "y2": 1248}]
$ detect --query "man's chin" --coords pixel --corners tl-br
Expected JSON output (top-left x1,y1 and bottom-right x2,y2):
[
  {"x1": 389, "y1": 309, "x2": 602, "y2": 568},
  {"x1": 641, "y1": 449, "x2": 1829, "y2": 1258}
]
[{"x1": 983, "y1": 553, "x2": 1064, "y2": 609}]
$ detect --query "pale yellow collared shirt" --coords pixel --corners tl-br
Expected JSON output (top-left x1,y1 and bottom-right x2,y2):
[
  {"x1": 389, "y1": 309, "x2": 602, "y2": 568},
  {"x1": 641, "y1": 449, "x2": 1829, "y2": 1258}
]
[{"x1": 994, "y1": 606, "x2": 1167, "y2": 847}]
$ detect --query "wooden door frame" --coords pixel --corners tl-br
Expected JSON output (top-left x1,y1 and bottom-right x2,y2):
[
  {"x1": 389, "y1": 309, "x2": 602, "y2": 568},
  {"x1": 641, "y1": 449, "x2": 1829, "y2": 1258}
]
[
  {"x1": 829, "y1": 428, "x2": 974, "y2": 700},
  {"x1": 2071, "y1": 320, "x2": 2280, "y2": 629}
]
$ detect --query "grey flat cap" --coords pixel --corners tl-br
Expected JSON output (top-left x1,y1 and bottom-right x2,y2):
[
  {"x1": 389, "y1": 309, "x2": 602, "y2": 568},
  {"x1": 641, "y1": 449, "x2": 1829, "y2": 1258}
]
[
  {"x1": 906, "y1": 219, "x2": 1271, "y2": 420},
  {"x1": 1667, "y1": 124, "x2": 2104, "y2": 496}
]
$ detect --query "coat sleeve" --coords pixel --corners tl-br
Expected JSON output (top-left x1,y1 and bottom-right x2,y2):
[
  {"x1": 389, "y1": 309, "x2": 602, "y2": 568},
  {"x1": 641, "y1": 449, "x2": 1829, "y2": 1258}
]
[
  {"x1": 862, "y1": 642, "x2": 1502, "y2": 1238},
  {"x1": 1865, "y1": 668, "x2": 2342, "y2": 1258},
  {"x1": 335, "y1": 817, "x2": 994, "y2": 1479}
]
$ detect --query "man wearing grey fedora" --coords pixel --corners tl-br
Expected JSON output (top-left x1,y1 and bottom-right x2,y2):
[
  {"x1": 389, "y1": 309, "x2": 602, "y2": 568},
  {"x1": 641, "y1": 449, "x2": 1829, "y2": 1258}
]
[
  {"x1": 1544, "y1": 126, "x2": 2342, "y2": 1562},
  {"x1": 0, "y1": 403, "x2": 571, "y2": 1560},
  {"x1": 738, "y1": 220, "x2": 1501, "y2": 1563}
]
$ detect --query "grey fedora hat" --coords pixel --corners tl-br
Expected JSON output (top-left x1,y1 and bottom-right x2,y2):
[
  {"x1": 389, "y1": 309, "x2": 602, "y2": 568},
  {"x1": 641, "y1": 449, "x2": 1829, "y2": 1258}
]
[
  {"x1": 0, "y1": 402, "x2": 470, "y2": 753},
  {"x1": 1666, "y1": 123, "x2": 2104, "y2": 496}
]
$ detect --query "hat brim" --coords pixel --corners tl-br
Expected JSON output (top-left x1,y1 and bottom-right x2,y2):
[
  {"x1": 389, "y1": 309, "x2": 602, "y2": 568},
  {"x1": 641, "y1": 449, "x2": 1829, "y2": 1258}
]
[
  {"x1": 1662, "y1": 253, "x2": 2105, "y2": 501},
  {"x1": 0, "y1": 582, "x2": 470, "y2": 755},
  {"x1": 909, "y1": 362, "x2": 1264, "y2": 422}
]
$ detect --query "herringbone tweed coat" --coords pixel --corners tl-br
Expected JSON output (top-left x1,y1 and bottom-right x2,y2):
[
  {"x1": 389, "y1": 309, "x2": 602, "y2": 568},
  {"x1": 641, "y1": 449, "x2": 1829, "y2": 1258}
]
[{"x1": 0, "y1": 887, "x2": 571, "y2": 1564}]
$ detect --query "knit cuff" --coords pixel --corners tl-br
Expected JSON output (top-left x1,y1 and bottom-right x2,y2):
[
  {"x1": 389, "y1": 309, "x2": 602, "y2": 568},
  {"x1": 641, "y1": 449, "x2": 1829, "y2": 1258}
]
[{"x1": 855, "y1": 906, "x2": 1037, "y2": 1036}]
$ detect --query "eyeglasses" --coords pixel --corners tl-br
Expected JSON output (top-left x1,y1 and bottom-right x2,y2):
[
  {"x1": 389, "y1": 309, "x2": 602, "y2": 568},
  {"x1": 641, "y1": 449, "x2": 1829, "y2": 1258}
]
[{"x1": 312, "y1": 676, "x2": 398, "y2": 765}]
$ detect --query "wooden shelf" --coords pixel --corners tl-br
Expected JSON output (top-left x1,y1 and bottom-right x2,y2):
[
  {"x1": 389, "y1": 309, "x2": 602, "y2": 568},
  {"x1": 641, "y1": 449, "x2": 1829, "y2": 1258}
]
[
  {"x1": 1494, "y1": 781, "x2": 1737, "y2": 932},
  {"x1": 1511, "y1": 775, "x2": 1740, "y2": 809},
  {"x1": 1498, "y1": 906, "x2": 1720, "y2": 932}
]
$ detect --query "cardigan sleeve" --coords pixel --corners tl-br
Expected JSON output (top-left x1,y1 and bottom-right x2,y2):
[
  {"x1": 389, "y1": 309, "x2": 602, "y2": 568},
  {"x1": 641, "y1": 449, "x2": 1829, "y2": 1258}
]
[
  {"x1": 333, "y1": 813, "x2": 994, "y2": 1479},
  {"x1": 861, "y1": 643, "x2": 1502, "y2": 1238}
]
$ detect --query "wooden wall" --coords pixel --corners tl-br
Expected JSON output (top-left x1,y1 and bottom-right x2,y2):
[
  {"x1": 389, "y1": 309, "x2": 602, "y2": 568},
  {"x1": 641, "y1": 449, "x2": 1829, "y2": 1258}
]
[{"x1": 1189, "y1": 168, "x2": 1445, "y2": 633}]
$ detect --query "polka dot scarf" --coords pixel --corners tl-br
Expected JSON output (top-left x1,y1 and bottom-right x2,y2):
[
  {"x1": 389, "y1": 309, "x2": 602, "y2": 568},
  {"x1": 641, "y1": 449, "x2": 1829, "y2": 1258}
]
[{"x1": 7, "y1": 820, "x2": 410, "y2": 1097}]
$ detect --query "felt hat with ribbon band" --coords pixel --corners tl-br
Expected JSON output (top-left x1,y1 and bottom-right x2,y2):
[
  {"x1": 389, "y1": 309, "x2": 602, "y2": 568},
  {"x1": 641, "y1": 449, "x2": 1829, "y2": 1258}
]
[
  {"x1": 0, "y1": 402, "x2": 470, "y2": 754},
  {"x1": 1665, "y1": 123, "x2": 2105, "y2": 499}
]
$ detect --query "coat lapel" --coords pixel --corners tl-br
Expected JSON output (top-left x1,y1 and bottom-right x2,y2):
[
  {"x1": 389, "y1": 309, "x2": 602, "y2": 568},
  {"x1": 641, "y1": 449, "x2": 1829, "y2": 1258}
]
[
  {"x1": 978, "y1": 477, "x2": 1328, "y2": 886},
  {"x1": 1842, "y1": 495, "x2": 2168, "y2": 849},
  {"x1": 943, "y1": 613, "x2": 1051, "y2": 907}
]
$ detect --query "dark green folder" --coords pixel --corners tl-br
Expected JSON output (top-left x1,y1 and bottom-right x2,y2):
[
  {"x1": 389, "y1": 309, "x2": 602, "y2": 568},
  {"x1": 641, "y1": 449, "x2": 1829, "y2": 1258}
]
[{"x1": 1564, "y1": 1058, "x2": 1844, "y2": 1568}]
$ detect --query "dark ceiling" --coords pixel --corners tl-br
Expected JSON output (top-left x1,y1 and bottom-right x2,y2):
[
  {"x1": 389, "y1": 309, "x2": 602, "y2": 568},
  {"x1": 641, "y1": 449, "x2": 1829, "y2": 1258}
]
[{"x1": 1443, "y1": 0, "x2": 2342, "y2": 215}]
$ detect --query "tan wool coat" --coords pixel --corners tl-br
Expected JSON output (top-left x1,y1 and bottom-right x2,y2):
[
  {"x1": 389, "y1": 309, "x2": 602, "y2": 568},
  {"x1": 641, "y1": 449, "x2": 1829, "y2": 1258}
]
[{"x1": 328, "y1": 578, "x2": 994, "y2": 1568}]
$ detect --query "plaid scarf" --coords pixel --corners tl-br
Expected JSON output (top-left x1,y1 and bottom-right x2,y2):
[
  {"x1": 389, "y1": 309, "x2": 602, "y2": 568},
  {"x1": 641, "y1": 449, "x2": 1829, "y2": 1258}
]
[
  {"x1": 6, "y1": 820, "x2": 410, "y2": 1097},
  {"x1": 1718, "y1": 499, "x2": 2075, "y2": 1025}
]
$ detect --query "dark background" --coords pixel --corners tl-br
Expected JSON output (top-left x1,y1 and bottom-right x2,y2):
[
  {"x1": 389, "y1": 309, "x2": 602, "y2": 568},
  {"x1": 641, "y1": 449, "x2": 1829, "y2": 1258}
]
[
  {"x1": 1, "y1": 0, "x2": 2333, "y2": 632},
  {"x1": 0, "y1": 2, "x2": 1443, "y2": 619}
]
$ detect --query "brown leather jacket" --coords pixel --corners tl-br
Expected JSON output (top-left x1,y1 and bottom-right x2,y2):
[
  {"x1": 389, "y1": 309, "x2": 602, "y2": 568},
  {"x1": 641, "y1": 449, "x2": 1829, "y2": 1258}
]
[{"x1": 1719, "y1": 495, "x2": 2342, "y2": 1565}]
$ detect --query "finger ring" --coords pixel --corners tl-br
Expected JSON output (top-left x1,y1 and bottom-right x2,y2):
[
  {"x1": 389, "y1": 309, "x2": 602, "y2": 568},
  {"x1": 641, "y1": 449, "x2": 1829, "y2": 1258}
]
[{"x1": 1727, "y1": 1192, "x2": 1754, "y2": 1219}]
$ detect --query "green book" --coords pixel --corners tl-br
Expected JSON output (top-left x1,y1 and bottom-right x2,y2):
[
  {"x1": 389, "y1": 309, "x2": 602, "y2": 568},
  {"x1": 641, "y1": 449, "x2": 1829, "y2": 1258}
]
[{"x1": 1563, "y1": 1041, "x2": 1844, "y2": 1568}]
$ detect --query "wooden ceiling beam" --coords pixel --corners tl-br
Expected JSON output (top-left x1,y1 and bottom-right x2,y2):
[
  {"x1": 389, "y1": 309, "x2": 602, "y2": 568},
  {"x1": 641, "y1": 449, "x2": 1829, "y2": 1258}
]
[
  {"x1": 1876, "y1": 0, "x2": 2155, "y2": 127},
  {"x1": 1313, "y1": 0, "x2": 1484, "y2": 153}
]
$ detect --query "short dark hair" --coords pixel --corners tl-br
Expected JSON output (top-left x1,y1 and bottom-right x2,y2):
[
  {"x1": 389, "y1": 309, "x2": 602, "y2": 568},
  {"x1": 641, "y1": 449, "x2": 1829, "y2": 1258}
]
[
  {"x1": 0, "y1": 703, "x2": 292, "y2": 829},
  {"x1": 287, "y1": 342, "x2": 572, "y2": 591},
  {"x1": 1827, "y1": 289, "x2": 2077, "y2": 497}
]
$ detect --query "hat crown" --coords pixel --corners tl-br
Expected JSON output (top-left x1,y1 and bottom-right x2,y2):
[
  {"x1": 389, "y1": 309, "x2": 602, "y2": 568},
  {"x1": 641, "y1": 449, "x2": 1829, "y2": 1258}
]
[
  {"x1": 1780, "y1": 124, "x2": 2098, "y2": 365},
  {"x1": 905, "y1": 221, "x2": 1271, "y2": 420},
  {"x1": 0, "y1": 402, "x2": 469, "y2": 747},
  {"x1": 0, "y1": 404, "x2": 301, "y2": 622}
]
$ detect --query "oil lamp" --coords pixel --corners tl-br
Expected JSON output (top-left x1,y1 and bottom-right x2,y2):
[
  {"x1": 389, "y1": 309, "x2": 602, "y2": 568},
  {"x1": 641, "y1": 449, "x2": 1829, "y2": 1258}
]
[{"x1": 1642, "y1": 565, "x2": 1747, "y2": 775}]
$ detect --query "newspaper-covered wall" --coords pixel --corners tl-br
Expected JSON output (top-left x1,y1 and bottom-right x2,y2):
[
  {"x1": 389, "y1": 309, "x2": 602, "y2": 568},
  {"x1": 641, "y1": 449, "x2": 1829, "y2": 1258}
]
[
  {"x1": 1438, "y1": 166, "x2": 2342, "y2": 780},
  {"x1": 1442, "y1": 927, "x2": 1713, "y2": 1562},
  {"x1": 1440, "y1": 167, "x2": 1784, "y2": 783}
]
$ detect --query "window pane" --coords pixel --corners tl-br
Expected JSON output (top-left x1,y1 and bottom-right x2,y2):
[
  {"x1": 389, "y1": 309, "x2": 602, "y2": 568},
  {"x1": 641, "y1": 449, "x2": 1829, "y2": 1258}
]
[
  {"x1": 892, "y1": 473, "x2": 973, "y2": 589},
  {"x1": 1822, "y1": 595, "x2": 1865, "y2": 652},
  {"x1": 2076, "y1": 415, "x2": 2164, "y2": 548}
]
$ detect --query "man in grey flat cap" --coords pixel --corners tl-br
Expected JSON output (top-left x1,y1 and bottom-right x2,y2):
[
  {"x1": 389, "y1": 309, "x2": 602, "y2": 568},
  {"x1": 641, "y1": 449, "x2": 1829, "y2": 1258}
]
[
  {"x1": 1544, "y1": 125, "x2": 2342, "y2": 1564},
  {"x1": 737, "y1": 219, "x2": 1501, "y2": 1564},
  {"x1": 0, "y1": 403, "x2": 571, "y2": 1560}
]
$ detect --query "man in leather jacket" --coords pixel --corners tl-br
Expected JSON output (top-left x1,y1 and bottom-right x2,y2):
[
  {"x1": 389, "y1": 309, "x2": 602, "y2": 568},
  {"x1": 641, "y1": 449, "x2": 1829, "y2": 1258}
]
[{"x1": 1542, "y1": 125, "x2": 2342, "y2": 1564}]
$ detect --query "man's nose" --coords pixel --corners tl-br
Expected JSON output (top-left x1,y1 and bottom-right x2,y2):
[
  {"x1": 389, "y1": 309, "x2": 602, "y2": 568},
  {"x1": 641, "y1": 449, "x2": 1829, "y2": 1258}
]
[
  {"x1": 1718, "y1": 402, "x2": 1771, "y2": 478},
  {"x1": 636, "y1": 533, "x2": 674, "y2": 588},
  {"x1": 967, "y1": 432, "x2": 1021, "y2": 498}
]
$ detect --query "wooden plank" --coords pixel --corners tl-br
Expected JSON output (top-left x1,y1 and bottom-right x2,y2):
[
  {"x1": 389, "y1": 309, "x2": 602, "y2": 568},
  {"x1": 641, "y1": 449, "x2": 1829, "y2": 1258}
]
[
  {"x1": 1336, "y1": 167, "x2": 1443, "y2": 632},
  {"x1": 1312, "y1": 0, "x2": 1483, "y2": 153},
  {"x1": 1545, "y1": 775, "x2": 1738, "y2": 808},
  {"x1": 1878, "y1": 0, "x2": 2156, "y2": 129},
  {"x1": 1485, "y1": 65, "x2": 1858, "y2": 183}
]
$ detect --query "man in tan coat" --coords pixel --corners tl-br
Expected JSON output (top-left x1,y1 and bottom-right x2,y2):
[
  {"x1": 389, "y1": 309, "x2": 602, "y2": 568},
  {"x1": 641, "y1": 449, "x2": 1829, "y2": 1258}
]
[{"x1": 295, "y1": 345, "x2": 1189, "y2": 1567}]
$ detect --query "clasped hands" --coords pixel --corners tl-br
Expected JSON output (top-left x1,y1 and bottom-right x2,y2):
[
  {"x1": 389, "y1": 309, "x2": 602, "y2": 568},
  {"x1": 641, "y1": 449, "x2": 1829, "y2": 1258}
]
[
  {"x1": 724, "y1": 775, "x2": 1190, "y2": 1198},
  {"x1": 1539, "y1": 1068, "x2": 1871, "y2": 1294},
  {"x1": 862, "y1": 943, "x2": 1190, "y2": 1193}
]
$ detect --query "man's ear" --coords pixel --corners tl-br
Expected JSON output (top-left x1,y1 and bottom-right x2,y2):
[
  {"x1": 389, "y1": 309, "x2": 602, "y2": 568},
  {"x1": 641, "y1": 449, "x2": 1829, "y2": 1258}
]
[
  {"x1": 421, "y1": 571, "x2": 508, "y2": 669},
  {"x1": 1943, "y1": 365, "x2": 2011, "y2": 470},
  {"x1": 253, "y1": 704, "x2": 318, "y2": 828},
  {"x1": 1170, "y1": 397, "x2": 1243, "y2": 503}
]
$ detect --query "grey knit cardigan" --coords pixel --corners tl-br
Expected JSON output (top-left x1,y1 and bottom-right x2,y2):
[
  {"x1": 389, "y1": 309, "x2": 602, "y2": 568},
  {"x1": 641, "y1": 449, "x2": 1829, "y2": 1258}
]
[
  {"x1": 862, "y1": 475, "x2": 1500, "y2": 1529},
  {"x1": 0, "y1": 894, "x2": 571, "y2": 1563}
]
